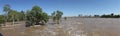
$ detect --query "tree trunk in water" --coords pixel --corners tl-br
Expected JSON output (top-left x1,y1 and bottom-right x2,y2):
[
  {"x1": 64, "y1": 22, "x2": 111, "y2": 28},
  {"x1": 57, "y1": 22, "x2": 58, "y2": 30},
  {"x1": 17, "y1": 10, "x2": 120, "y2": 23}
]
[
  {"x1": 13, "y1": 19, "x2": 15, "y2": 25},
  {"x1": 12, "y1": 15, "x2": 15, "y2": 25},
  {"x1": 3, "y1": 20, "x2": 7, "y2": 26},
  {"x1": 57, "y1": 20, "x2": 59, "y2": 24},
  {"x1": 4, "y1": 12, "x2": 8, "y2": 26}
]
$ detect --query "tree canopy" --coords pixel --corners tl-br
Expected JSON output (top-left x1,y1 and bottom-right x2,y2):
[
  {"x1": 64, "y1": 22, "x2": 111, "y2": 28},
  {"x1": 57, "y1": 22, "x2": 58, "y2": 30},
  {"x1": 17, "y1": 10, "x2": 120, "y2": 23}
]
[
  {"x1": 3, "y1": 4, "x2": 11, "y2": 13},
  {"x1": 26, "y1": 5, "x2": 49, "y2": 27}
]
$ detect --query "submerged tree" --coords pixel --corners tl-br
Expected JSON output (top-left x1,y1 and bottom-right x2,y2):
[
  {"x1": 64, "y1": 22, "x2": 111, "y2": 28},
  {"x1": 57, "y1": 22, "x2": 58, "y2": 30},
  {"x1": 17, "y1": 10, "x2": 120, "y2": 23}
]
[
  {"x1": 51, "y1": 11, "x2": 56, "y2": 22},
  {"x1": 51, "y1": 10, "x2": 63, "y2": 24},
  {"x1": 64, "y1": 17, "x2": 67, "y2": 20},
  {"x1": 26, "y1": 5, "x2": 49, "y2": 27}
]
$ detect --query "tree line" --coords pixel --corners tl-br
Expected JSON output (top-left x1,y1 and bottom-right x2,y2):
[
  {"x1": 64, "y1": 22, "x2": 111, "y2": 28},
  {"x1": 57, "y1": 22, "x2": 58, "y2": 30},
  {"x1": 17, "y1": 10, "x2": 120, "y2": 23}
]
[
  {"x1": 0, "y1": 4, "x2": 63, "y2": 27},
  {"x1": 100, "y1": 13, "x2": 120, "y2": 18},
  {"x1": 94, "y1": 13, "x2": 120, "y2": 18},
  {"x1": 78, "y1": 13, "x2": 120, "y2": 18}
]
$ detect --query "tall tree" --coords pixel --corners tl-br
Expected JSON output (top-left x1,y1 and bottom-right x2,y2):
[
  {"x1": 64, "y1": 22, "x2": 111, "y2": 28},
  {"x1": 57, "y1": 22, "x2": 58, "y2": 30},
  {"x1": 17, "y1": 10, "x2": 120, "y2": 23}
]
[
  {"x1": 3, "y1": 4, "x2": 11, "y2": 13},
  {"x1": 3, "y1": 4, "x2": 11, "y2": 26}
]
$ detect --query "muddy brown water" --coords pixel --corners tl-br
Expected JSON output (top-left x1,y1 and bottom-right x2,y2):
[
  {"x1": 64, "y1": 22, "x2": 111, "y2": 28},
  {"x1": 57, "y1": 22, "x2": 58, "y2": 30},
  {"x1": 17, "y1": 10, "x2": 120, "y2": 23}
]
[{"x1": 0, "y1": 18, "x2": 120, "y2": 36}]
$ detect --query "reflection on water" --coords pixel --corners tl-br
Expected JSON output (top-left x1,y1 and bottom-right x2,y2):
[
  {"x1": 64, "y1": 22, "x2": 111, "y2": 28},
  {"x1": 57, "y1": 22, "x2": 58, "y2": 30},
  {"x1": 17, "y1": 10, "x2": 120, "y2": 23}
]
[{"x1": 0, "y1": 18, "x2": 120, "y2": 36}]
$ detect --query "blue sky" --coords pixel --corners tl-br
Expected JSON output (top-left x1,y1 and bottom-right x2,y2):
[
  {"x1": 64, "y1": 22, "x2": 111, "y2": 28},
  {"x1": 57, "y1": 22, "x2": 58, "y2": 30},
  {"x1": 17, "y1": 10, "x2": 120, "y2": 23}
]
[{"x1": 0, "y1": 0, "x2": 120, "y2": 16}]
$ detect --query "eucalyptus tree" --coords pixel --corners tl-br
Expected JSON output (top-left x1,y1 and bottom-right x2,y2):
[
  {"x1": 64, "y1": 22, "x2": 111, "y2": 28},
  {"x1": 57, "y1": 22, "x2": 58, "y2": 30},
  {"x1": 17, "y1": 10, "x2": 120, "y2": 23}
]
[
  {"x1": 8, "y1": 10, "x2": 19, "y2": 25},
  {"x1": 3, "y1": 4, "x2": 11, "y2": 26},
  {"x1": 19, "y1": 11, "x2": 25, "y2": 21},
  {"x1": 26, "y1": 5, "x2": 49, "y2": 27},
  {"x1": 3, "y1": 4, "x2": 11, "y2": 14}
]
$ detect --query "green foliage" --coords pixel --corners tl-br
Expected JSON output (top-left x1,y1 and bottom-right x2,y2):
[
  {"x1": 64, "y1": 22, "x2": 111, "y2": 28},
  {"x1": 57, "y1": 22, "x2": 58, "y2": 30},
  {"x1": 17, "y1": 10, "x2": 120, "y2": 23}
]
[
  {"x1": 31, "y1": 5, "x2": 42, "y2": 12},
  {"x1": 26, "y1": 5, "x2": 49, "y2": 27},
  {"x1": 3, "y1": 4, "x2": 11, "y2": 13},
  {"x1": 8, "y1": 10, "x2": 19, "y2": 21},
  {"x1": 3, "y1": 4, "x2": 25, "y2": 22},
  {"x1": 51, "y1": 10, "x2": 63, "y2": 24},
  {"x1": 41, "y1": 12, "x2": 49, "y2": 23},
  {"x1": 0, "y1": 15, "x2": 5, "y2": 27},
  {"x1": 19, "y1": 11, "x2": 25, "y2": 21}
]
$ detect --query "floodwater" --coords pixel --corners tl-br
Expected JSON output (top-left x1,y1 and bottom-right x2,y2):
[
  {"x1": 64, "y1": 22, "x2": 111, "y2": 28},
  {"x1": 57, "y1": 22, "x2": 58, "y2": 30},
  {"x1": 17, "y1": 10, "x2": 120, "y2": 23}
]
[{"x1": 0, "y1": 18, "x2": 120, "y2": 36}]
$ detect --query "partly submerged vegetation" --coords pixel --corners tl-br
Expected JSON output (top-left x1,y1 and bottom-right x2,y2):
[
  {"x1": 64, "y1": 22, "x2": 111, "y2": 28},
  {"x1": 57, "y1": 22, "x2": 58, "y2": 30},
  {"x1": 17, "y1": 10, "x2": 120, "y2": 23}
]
[
  {"x1": 25, "y1": 5, "x2": 49, "y2": 27},
  {"x1": 0, "y1": 4, "x2": 64, "y2": 27},
  {"x1": 51, "y1": 11, "x2": 63, "y2": 24},
  {"x1": 0, "y1": 4, "x2": 120, "y2": 36},
  {"x1": 0, "y1": 4, "x2": 120, "y2": 27}
]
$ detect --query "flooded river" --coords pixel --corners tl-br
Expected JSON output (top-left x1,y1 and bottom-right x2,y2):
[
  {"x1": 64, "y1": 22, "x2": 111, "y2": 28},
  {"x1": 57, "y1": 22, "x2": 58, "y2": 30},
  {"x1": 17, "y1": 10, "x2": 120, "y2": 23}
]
[{"x1": 0, "y1": 18, "x2": 120, "y2": 36}]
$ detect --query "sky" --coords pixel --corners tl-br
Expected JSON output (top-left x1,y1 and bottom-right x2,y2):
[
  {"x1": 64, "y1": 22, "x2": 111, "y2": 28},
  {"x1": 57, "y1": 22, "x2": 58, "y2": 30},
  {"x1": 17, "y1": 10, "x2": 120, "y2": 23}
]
[{"x1": 0, "y1": 0, "x2": 120, "y2": 16}]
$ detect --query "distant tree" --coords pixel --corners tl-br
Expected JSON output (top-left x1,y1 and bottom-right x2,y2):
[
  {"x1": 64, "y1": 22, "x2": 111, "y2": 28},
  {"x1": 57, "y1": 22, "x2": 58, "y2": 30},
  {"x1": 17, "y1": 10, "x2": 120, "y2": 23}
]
[
  {"x1": 94, "y1": 15, "x2": 99, "y2": 17},
  {"x1": 110, "y1": 13, "x2": 114, "y2": 16},
  {"x1": 101, "y1": 14, "x2": 110, "y2": 18},
  {"x1": 3, "y1": 4, "x2": 11, "y2": 26},
  {"x1": 88, "y1": 15, "x2": 92, "y2": 17},
  {"x1": 78, "y1": 14, "x2": 82, "y2": 17},
  {"x1": 26, "y1": 5, "x2": 49, "y2": 27},
  {"x1": 114, "y1": 15, "x2": 120, "y2": 18},
  {"x1": 64, "y1": 17, "x2": 67, "y2": 20},
  {"x1": 51, "y1": 10, "x2": 63, "y2": 24},
  {"x1": 19, "y1": 11, "x2": 25, "y2": 21}
]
